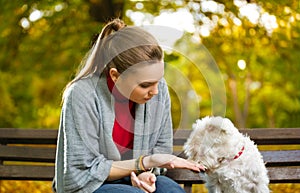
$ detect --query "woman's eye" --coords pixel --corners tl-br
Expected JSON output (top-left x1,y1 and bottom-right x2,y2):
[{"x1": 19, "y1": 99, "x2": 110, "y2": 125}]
[{"x1": 139, "y1": 83, "x2": 151, "y2": 88}]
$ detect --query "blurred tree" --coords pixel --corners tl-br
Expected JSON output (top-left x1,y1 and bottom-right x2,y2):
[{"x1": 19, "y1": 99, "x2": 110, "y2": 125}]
[
  {"x1": 0, "y1": 0, "x2": 126, "y2": 128},
  {"x1": 0, "y1": 0, "x2": 97, "y2": 127},
  {"x1": 125, "y1": 0, "x2": 300, "y2": 128},
  {"x1": 0, "y1": 0, "x2": 299, "y2": 129},
  {"x1": 196, "y1": 0, "x2": 300, "y2": 128},
  {"x1": 88, "y1": 0, "x2": 124, "y2": 22}
]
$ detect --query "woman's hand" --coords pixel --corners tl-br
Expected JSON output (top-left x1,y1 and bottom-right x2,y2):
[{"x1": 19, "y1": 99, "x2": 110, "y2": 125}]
[
  {"x1": 145, "y1": 154, "x2": 205, "y2": 172},
  {"x1": 131, "y1": 172, "x2": 156, "y2": 193}
]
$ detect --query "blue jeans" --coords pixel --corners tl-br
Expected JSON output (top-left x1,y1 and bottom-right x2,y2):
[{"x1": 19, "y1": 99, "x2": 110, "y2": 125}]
[{"x1": 93, "y1": 175, "x2": 186, "y2": 193}]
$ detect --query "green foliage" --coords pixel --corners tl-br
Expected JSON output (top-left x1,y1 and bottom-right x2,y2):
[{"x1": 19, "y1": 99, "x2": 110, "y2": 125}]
[
  {"x1": 199, "y1": 0, "x2": 300, "y2": 128},
  {"x1": 126, "y1": 0, "x2": 300, "y2": 128},
  {"x1": 0, "y1": 0, "x2": 100, "y2": 128},
  {"x1": 0, "y1": 0, "x2": 299, "y2": 130}
]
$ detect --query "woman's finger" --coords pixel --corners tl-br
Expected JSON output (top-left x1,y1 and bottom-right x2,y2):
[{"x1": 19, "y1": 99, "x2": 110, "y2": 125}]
[
  {"x1": 186, "y1": 160, "x2": 206, "y2": 172},
  {"x1": 131, "y1": 172, "x2": 150, "y2": 192},
  {"x1": 139, "y1": 181, "x2": 156, "y2": 193},
  {"x1": 131, "y1": 172, "x2": 141, "y2": 186},
  {"x1": 148, "y1": 174, "x2": 156, "y2": 183}
]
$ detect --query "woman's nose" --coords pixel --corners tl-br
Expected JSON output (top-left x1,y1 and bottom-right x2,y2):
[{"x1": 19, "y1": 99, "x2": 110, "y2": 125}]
[{"x1": 149, "y1": 84, "x2": 159, "y2": 95}]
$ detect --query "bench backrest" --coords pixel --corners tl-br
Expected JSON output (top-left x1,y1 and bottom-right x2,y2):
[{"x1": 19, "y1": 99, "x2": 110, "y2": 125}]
[
  {"x1": 0, "y1": 128, "x2": 300, "y2": 183},
  {"x1": 0, "y1": 128, "x2": 57, "y2": 180}
]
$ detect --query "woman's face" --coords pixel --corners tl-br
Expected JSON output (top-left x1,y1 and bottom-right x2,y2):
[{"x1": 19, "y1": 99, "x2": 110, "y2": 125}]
[{"x1": 114, "y1": 61, "x2": 164, "y2": 104}]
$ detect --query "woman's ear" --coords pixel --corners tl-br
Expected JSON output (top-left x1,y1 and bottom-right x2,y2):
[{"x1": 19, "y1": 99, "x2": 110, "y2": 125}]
[{"x1": 109, "y1": 68, "x2": 120, "y2": 83}]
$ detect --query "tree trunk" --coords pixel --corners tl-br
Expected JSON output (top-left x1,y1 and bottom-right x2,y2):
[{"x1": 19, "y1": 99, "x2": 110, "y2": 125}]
[{"x1": 87, "y1": 0, "x2": 124, "y2": 22}]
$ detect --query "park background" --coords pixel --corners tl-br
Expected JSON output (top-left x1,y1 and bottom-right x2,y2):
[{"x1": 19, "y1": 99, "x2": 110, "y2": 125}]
[{"x1": 0, "y1": 0, "x2": 299, "y2": 192}]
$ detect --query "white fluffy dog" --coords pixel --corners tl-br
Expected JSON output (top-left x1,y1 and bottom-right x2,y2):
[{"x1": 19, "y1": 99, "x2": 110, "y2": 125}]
[{"x1": 184, "y1": 116, "x2": 269, "y2": 193}]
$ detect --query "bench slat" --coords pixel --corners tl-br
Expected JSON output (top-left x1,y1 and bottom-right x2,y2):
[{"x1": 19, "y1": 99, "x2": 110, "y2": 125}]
[
  {"x1": 1, "y1": 165, "x2": 299, "y2": 183},
  {"x1": 2, "y1": 147, "x2": 297, "y2": 167},
  {"x1": 267, "y1": 166, "x2": 300, "y2": 183},
  {"x1": 173, "y1": 128, "x2": 300, "y2": 145},
  {"x1": 174, "y1": 150, "x2": 300, "y2": 167},
  {"x1": 166, "y1": 166, "x2": 300, "y2": 184},
  {"x1": 262, "y1": 150, "x2": 300, "y2": 166},
  {"x1": 0, "y1": 165, "x2": 54, "y2": 180},
  {"x1": 0, "y1": 128, "x2": 57, "y2": 144},
  {"x1": 1, "y1": 128, "x2": 299, "y2": 145},
  {"x1": 166, "y1": 169, "x2": 205, "y2": 184},
  {"x1": 0, "y1": 146, "x2": 56, "y2": 162}
]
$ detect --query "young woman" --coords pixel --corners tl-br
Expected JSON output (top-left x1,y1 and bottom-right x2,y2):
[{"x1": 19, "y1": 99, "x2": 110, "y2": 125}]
[{"x1": 53, "y1": 18, "x2": 204, "y2": 193}]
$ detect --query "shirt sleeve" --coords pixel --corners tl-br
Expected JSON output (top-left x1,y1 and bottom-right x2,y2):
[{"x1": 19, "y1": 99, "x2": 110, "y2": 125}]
[{"x1": 59, "y1": 81, "x2": 113, "y2": 193}]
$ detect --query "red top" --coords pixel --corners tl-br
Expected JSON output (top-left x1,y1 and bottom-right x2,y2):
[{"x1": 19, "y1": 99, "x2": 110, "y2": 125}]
[{"x1": 106, "y1": 74, "x2": 135, "y2": 154}]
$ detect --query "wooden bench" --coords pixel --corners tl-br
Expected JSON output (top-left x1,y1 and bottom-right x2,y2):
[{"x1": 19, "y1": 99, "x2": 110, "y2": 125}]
[
  {"x1": 0, "y1": 128, "x2": 300, "y2": 193},
  {"x1": 0, "y1": 128, "x2": 57, "y2": 181}
]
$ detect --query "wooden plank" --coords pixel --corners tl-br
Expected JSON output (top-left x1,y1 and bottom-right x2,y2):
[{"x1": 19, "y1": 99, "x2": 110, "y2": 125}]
[
  {"x1": 268, "y1": 166, "x2": 300, "y2": 183},
  {"x1": 1, "y1": 128, "x2": 299, "y2": 145},
  {"x1": 166, "y1": 166, "x2": 300, "y2": 184},
  {"x1": 0, "y1": 128, "x2": 57, "y2": 144},
  {"x1": 173, "y1": 128, "x2": 300, "y2": 145},
  {"x1": 174, "y1": 150, "x2": 300, "y2": 167},
  {"x1": 166, "y1": 169, "x2": 204, "y2": 184},
  {"x1": 0, "y1": 146, "x2": 56, "y2": 162},
  {"x1": 242, "y1": 128, "x2": 300, "y2": 145},
  {"x1": 262, "y1": 150, "x2": 300, "y2": 166},
  {"x1": 1, "y1": 165, "x2": 299, "y2": 183},
  {"x1": 0, "y1": 165, "x2": 54, "y2": 180}
]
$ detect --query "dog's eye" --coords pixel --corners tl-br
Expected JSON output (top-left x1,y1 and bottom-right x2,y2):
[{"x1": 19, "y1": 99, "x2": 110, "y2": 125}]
[{"x1": 217, "y1": 157, "x2": 225, "y2": 163}]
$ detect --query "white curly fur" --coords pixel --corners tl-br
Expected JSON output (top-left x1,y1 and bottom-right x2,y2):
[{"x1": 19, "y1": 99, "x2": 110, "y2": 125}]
[{"x1": 184, "y1": 116, "x2": 269, "y2": 193}]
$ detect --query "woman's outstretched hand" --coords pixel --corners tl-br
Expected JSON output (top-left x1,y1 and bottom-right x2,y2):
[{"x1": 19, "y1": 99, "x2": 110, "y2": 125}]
[
  {"x1": 131, "y1": 171, "x2": 156, "y2": 193},
  {"x1": 145, "y1": 154, "x2": 205, "y2": 172}
]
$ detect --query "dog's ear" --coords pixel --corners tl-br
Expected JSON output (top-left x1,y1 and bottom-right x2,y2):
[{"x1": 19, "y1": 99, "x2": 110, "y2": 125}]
[
  {"x1": 208, "y1": 124, "x2": 228, "y2": 135},
  {"x1": 220, "y1": 127, "x2": 227, "y2": 134},
  {"x1": 206, "y1": 117, "x2": 229, "y2": 133},
  {"x1": 207, "y1": 124, "x2": 222, "y2": 132},
  {"x1": 207, "y1": 125, "x2": 215, "y2": 132}
]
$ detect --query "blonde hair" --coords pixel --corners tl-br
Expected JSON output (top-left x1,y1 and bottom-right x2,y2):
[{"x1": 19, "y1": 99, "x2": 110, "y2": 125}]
[{"x1": 63, "y1": 18, "x2": 163, "y2": 99}]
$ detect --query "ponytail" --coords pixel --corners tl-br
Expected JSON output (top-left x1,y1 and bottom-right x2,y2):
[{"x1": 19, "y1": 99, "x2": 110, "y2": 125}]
[
  {"x1": 63, "y1": 18, "x2": 126, "y2": 99},
  {"x1": 90, "y1": 19, "x2": 126, "y2": 47},
  {"x1": 100, "y1": 18, "x2": 126, "y2": 40}
]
